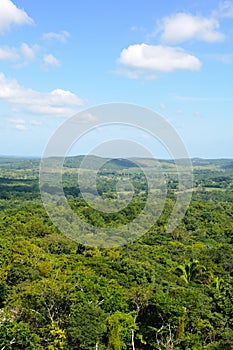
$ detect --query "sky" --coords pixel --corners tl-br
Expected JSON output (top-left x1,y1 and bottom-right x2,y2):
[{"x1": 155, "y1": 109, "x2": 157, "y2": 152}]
[{"x1": 0, "y1": 0, "x2": 233, "y2": 158}]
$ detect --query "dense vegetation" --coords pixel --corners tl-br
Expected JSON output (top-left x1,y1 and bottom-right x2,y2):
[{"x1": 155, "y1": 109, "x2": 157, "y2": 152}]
[{"x1": 0, "y1": 156, "x2": 233, "y2": 349}]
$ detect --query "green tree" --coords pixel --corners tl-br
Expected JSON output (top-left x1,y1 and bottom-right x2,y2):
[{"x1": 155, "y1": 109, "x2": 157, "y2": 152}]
[
  {"x1": 0, "y1": 321, "x2": 40, "y2": 349},
  {"x1": 66, "y1": 302, "x2": 106, "y2": 349}
]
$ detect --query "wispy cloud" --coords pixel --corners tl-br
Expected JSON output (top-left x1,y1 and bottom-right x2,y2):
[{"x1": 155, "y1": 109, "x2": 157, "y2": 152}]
[
  {"x1": 194, "y1": 111, "x2": 202, "y2": 118},
  {"x1": 29, "y1": 120, "x2": 42, "y2": 126},
  {"x1": 215, "y1": 53, "x2": 233, "y2": 64},
  {"x1": 8, "y1": 117, "x2": 43, "y2": 130},
  {"x1": 8, "y1": 117, "x2": 27, "y2": 131},
  {"x1": 159, "y1": 103, "x2": 166, "y2": 110},
  {"x1": 43, "y1": 30, "x2": 70, "y2": 43},
  {"x1": 130, "y1": 25, "x2": 146, "y2": 32},
  {"x1": 15, "y1": 124, "x2": 27, "y2": 131},
  {"x1": 175, "y1": 95, "x2": 233, "y2": 102},
  {"x1": 217, "y1": 1, "x2": 233, "y2": 18},
  {"x1": 8, "y1": 117, "x2": 26, "y2": 124}
]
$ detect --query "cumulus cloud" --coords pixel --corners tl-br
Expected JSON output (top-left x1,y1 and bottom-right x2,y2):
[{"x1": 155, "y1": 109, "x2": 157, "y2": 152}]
[
  {"x1": 0, "y1": 0, "x2": 33, "y2": 34},
  {"x1": 0, "y1": 72, "x2": 84, "y2": 117},
  {"x1": 21, "y1": 43, "x2": 37, "y2": 60},
  {"x1": 118, "y1": 44, "x2": 201, "y2": 78},
  {"x1": 0, "y1": 43, "x2": 63, "y2": 69},
  {"x1": 159, "y1": 13, "x2": 224, "y2": 43},
  {"x1": 0, "y1": 43, "x2": 38, "y2": 64},
  {"x1": 43, "y1": 54, "x2": 60, "y2": 67},
  {"x1": 43, "y1": 30, "x2": 70, "y2": 43}
]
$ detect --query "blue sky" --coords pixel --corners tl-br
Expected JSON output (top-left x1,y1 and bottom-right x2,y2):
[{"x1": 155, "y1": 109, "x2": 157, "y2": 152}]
[{"x1": 0, "y1": 0, "x2": 233, "y2": 158}]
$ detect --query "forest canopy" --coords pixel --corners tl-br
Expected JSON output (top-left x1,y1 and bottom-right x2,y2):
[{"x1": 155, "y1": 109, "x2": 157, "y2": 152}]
[{"x1": 0, "y1": 156, "x2": 233, "y2": 349}]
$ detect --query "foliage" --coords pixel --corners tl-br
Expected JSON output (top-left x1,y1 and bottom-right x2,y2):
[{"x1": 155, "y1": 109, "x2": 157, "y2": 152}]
[{"x1": 0, "y1": 157, "x2": 233, "y2": 348}]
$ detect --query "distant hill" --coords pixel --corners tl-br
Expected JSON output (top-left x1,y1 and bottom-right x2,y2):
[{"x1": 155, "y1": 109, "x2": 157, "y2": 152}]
[{"x1": 0, "y1": 156, "x2": 232, "y2": 171}]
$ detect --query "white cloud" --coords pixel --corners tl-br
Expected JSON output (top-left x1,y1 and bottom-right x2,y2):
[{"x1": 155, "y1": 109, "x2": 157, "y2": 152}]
[
  {"x1": 130, "y1": 25, "x2": 145, "y2": 32},
  {"x1": 0, "y1": 47, "x2": 19, "y2": 61},
  {"x1": 0, "y1": 0, "x2": 33, "y2": 34},
  {"x1": 130, "y1": 26, "x2": 138, "y2": 31},
  {"x1": 0, "y1": 72, "x2": 84, "y2": 117},
  {"x1": 0, "y1": 43, "x2": 38, "y2": 64},
  {"x1": 0, "y1": 43, "x2": 63, "y2": 68},
  {"x1": 21, "y1": 43, "x2": 37, "y2": 60},
  {"x1": 15, "y1": 124, "x2": 27, "y2": 131},
  {"x1": 194, "y1": 111, "x2": 201, "y2": 118},
  {"x1": 115, "y1": 68, "x2": 139, "y2": 79},
  {"x1": 43, "y1": 54, "x2": 60, "y2": 67},
  {"x1": 119, "y1": 44, "x2": 201, "y2": 78},
  {"x1": 175, "y1": 95, "x2": 233, "y2": 102},
  {"x1": 216, "y1": 54, "x2": 233, "y2": 63},
  {"x1": 8, "y1": 117, "x2": 42, "y2": 129},
  {"x1": 159, "y1": 13, "x2": 224, "y2": 43},
  {"x1": 30, "y1": 120, "x2": 42, "y2": 126},
  {"x1": 43, "y1": 30, "x2": 70, "y2": 43},
  {"x1": 159, "y1": 103, "x2": 166, "y2": 109},
  {"x1": 77, "y1": 112, "x2": 98, "y2": 123},
  {"x1": 8, "y1": 117, "x2": 27, "y2": 131},
  {"x1": 8, "y1": 117, "x2": 26, "y2": 124},
  {"x1": 217, "y1": 1, "x2": 233, "y2": 17}
]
